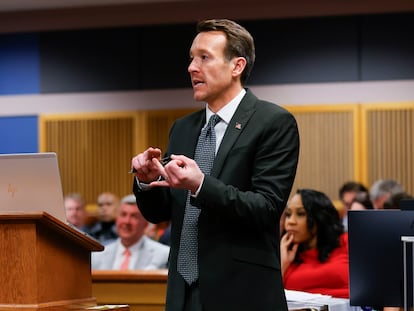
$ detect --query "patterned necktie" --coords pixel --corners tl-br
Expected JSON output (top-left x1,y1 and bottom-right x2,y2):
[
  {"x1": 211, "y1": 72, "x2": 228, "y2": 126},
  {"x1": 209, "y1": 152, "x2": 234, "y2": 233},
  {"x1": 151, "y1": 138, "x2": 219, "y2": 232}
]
[
  {"x1": 120, "y1": 248, "x2": 131, "y2": 270},
  {"x1": 177, "y1": 114, "x2": 221, "y2": 284}
]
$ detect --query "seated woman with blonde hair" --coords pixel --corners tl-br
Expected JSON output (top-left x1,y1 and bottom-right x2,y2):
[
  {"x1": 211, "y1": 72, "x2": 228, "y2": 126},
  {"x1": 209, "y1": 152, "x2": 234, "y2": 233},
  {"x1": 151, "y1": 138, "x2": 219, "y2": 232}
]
[{"x1": 281, "y1": 188, "x2": 349, "y2": 298}]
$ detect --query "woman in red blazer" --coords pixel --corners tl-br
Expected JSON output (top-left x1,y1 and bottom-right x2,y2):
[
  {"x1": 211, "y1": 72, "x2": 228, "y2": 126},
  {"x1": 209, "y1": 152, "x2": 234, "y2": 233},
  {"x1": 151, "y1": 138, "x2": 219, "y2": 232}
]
[{"x1": 281, "y1": 189, "x2": 349, "y2": 298}]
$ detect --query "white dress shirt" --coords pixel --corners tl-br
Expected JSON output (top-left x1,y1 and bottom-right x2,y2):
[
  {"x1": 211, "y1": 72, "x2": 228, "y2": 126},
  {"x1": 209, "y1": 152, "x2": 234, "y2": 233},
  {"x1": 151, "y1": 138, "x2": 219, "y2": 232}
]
[
  {"x1": 205, "y1": 88, "x2": 246, "y2": 153},
  {"x1": 194, "y1": 89, "x2": 246, "y2": 195},
  {"x1": 112, "y1": 238, "x2": 144, "y2": 270}
]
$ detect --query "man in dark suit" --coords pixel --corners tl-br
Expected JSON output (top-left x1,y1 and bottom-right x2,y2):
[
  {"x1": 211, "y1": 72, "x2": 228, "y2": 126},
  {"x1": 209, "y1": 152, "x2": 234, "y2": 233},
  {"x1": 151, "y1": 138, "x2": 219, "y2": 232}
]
[{"x1": 131, "y1": 19, "x2": 300, "y2": 311}]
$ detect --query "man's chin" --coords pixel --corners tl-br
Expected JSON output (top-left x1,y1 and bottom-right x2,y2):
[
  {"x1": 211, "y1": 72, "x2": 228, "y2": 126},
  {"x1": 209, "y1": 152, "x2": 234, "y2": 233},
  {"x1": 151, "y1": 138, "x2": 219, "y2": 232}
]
[
  {"x1": 193, "y1": 91, "x2": 207, "y2": 102},
  {"x1": 120, "y1": 236, "x2": 135, "y2": 244}
]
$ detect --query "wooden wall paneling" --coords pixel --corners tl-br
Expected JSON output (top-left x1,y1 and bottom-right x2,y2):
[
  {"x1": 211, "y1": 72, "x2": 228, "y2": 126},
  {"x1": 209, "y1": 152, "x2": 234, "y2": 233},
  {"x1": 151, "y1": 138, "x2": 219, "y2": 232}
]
[
  {"x1": 361, "y1": 102, "x2": 414, "y2": 195},
  {"x1": 410, "y1": 109, "x2": 414, "y2": 193},
  {"x1": 145, "y1": 109, "x2": 198, "y2": 155},
  {"x1": 39, "y1": 109, "x2": 197, "y2": 208},
  {"x1": 359, "y1": 104, "x2": 369, "y2": 185},
  {"x1": 285, "y1": 105, "x2": 358, "y2": 201},
  {"x1": 353, "y1": 104, "x2": 364, "y2": 182},
  {"x1": 40, "y1": 112, "x2": 136, "y2": 206},
  {"x1": 147, "y1": 112, "x2": 170, "y2": 154},
  {"x1": 38, "y1": 103, "x2": 414, "y2": 212},
  {"x1": 134, "y1": 111, "x2": 149, "y2": 155}
]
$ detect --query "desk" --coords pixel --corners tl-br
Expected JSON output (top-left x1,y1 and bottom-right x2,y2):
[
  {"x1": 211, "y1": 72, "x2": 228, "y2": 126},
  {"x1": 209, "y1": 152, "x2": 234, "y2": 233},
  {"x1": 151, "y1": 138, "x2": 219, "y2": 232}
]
[
  {"x1": 286, "y1": 290, "x2": 357, "y2": 311},
  {"x1": 92, "y1": 270, "x2": 167, "y2": 311},
  {"x1": 92, "y1": 271, "x2": 356, "y2": 311}
]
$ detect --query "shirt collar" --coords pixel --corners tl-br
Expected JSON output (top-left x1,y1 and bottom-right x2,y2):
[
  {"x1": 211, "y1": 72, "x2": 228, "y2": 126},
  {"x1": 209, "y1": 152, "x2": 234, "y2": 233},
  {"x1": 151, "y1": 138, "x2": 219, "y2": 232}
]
[
  {"x1": 205, "y1": 89, "x2": 246, "y2": 125},
  {"x1": 117, "y1": 236, "x2": 145, "y2": 253}
]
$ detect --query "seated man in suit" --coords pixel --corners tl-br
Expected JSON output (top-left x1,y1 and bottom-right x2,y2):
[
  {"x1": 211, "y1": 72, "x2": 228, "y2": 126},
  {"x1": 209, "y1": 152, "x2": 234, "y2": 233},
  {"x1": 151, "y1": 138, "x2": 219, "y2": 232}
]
[
  {"x1": 85, "y1": 191, "x2": 120, "y2": 245},
  {"x1": 91, "y1": 194, "x2": 170, "y2": 270},
  {"x1": 64, "y1": 192, "x2": 88, "y2": 231}
]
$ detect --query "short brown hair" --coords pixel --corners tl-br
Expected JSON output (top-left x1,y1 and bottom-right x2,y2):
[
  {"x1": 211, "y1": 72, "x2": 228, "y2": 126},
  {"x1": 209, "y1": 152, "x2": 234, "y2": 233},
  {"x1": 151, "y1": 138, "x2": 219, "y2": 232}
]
[{"x1": 197, "y1": 19, "x2": 255, "y2": 85}]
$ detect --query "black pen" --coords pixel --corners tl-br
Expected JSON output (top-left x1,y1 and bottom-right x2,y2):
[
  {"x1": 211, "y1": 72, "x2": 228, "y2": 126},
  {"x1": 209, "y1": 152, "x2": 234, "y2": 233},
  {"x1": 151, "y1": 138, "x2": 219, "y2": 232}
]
[
  {"x1": 160, "y1": 155, "x2": 172, "y2": 166},
  {"x1": 129, "y1": 155, "x2": 172, "y2": 174}
]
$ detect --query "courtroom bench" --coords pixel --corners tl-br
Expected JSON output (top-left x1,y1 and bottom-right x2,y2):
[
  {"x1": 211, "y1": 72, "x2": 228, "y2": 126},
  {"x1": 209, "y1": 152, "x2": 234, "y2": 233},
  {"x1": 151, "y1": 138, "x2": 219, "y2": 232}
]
[{"x1": 92, "y1": 270, "x2": 168, "y2": 311}]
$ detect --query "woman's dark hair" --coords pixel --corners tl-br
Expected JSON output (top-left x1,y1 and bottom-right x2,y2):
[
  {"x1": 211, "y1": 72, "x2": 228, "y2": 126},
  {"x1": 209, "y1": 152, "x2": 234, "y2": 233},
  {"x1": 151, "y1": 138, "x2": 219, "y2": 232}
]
[{"x1": 295, "y1": 189, "x2": 343, "y2": 263}]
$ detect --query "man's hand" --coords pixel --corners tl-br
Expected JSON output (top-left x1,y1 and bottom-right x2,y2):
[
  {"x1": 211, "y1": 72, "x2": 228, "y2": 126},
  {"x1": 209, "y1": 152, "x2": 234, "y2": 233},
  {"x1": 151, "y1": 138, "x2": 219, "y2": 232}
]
[
  {"x1": 131, "y1": 147, "x2": 166, "y2": 183},
  {"x1": 150, "y1": 154, "x2": 204, "y2": 194}
]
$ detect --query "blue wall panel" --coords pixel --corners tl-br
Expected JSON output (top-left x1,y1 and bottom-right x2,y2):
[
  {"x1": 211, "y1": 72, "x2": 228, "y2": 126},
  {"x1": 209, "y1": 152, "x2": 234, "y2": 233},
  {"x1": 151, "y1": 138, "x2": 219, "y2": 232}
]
[
  {"x1": 40, "y1": 28, "x2": 142, "y2": 93},
  {"x1": 1, "y1": 13, "x2": 414, "y2": 96},
  {"x1": 0, "y1": 116, "x2": 38, "y2": 154},
  {"x1": 0, "y1": 33, "x2": 40, "y2": 95},
  {"x1": 247, "y1": 16, "x2": 359, "y2": 85},
  {"x1": 360, "y1": 13, "x2": 414, "y2": 81}
]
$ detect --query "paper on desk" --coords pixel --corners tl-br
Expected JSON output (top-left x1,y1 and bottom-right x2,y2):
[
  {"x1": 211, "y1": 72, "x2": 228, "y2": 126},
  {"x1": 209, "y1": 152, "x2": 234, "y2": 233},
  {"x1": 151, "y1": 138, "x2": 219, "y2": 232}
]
[
  {"x1": 285, "y1": 290, "x2": 354, "y2": 311},
  {"x1": 87, "y1": 305, "x2": 129, "y2": 310}
]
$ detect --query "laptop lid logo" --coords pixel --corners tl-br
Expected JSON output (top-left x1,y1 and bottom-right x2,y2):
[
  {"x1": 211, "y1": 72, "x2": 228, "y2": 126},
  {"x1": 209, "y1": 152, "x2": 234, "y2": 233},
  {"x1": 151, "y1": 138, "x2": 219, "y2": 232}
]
[{"x1": 8, "y1": 183, "x2": 18, "y2": 197}]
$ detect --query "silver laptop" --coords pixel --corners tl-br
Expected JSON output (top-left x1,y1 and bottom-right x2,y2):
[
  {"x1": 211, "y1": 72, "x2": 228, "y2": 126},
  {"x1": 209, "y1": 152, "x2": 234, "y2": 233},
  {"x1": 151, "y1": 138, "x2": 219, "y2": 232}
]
[{"x1": 0, "y1": 152, "x2": 67, "y2": 223}]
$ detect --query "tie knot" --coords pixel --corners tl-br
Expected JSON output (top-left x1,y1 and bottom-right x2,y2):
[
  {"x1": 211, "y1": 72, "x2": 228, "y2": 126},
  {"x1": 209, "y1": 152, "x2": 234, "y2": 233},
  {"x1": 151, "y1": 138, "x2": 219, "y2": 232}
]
[
  {"x1": 208, "y1": 114, "x2": 221, "y2": 128},
  {"x1": 124, "y1": 248, "x2": 131, "y2": 256}
]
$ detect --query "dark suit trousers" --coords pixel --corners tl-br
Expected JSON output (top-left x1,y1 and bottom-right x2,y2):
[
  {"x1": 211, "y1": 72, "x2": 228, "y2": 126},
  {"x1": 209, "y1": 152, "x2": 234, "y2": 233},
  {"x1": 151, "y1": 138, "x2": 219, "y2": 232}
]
[{"x1": 184, "y1": 281, "x2": 203, "y2": 311}]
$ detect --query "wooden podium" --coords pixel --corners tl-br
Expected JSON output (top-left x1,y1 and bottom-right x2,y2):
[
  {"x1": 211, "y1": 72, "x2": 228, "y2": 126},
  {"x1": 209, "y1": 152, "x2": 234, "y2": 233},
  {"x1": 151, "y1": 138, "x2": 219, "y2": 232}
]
[{"x1": 0, "y1": 212, "x2": 107, "y2": 311}]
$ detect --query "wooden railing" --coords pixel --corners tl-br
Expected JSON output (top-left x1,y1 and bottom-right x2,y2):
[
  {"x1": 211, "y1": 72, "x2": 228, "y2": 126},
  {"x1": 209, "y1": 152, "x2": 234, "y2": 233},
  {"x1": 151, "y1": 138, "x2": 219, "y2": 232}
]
[{"x1": 91, "y1": 270, "x2": 168, "y2": 311}]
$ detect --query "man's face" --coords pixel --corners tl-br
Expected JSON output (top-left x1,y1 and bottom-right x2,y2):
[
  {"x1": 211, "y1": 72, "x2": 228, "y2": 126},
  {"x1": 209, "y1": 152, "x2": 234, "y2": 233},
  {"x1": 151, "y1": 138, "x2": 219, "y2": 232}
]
[
  {"x1": 188, "y1": 31, "x2": 236, "y2": 106},
  {"x1": 64, "y1": 198, "x2": 86, "y2": 228},
  {"x1": 116, "y1": 203, "x2": 148, "y2": 247},
  {"x1": 373, "y1": 193, "x2": 391, "y2": 210},
  {"x1": 97, "y1": 193, "x2": 118, "y2": 222},
  {"x1": 341, "y1": 191, "x2": 358, "y2": 211}
]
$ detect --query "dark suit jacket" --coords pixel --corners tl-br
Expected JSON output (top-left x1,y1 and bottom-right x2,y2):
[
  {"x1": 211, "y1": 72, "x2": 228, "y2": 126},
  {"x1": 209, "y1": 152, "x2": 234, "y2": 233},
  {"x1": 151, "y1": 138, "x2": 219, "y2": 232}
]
[{"x1": 134, "y1": 89, "x2": 300, "y2": 311}]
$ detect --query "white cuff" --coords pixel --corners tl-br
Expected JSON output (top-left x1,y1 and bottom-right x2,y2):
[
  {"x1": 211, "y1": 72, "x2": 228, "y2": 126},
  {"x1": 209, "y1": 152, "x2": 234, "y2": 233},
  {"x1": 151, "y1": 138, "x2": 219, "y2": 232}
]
[
  {"x1": 191, "y1": 175, "x2": 205, "y2": 198},
  {"x1": 135, "y1": 176, "x2": 161, "y2": 191}
]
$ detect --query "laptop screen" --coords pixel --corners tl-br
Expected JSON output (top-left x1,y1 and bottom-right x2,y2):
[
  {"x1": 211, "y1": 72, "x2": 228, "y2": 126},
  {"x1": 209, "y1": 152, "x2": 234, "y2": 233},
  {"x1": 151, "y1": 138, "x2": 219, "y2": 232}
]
[{"x1": 0, "y1": 152, "x2": 66, "y2": 223}]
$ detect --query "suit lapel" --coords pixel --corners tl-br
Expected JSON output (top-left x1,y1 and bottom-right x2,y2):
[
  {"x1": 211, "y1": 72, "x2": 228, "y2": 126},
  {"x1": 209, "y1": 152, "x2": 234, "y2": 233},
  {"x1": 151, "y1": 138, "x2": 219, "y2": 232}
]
[
  {"x1": 211, "y1": 90, "x2": 257, "y2": 177},
  {"x1": 183, "y1": 110, "x2": 205, "y2": 158}
]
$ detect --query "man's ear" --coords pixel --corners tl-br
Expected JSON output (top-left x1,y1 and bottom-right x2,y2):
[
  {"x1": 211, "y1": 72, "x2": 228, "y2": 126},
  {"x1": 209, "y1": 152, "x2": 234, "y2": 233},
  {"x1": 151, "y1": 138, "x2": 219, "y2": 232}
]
[{"x1": 231, "y1": 57, "x2": 247, "y2": 78}]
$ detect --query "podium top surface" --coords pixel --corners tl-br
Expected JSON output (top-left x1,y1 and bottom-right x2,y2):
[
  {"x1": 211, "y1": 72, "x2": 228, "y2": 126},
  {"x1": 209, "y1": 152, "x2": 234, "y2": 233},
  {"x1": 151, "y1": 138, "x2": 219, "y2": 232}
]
[{"x1": 0, "y1": 211, "x2": 104, "y2": 251}]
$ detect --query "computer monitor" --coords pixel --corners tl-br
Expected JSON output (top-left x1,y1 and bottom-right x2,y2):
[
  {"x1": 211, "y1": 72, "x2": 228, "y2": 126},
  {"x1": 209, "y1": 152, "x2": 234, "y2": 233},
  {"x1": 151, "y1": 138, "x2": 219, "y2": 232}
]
[
  {"x1": 348, "y1": 210, "x2": 414, "y2": 307},
  {"x1": 400, "y1": 199, "x2": 414, "y2": 211}
]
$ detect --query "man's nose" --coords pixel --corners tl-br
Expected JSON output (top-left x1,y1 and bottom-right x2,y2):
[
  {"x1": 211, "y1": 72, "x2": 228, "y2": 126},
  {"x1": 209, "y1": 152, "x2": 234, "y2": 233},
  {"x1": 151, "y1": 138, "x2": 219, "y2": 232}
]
[{"x1": 188, "y1": 58, "x2": 198, "y2": 72}]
